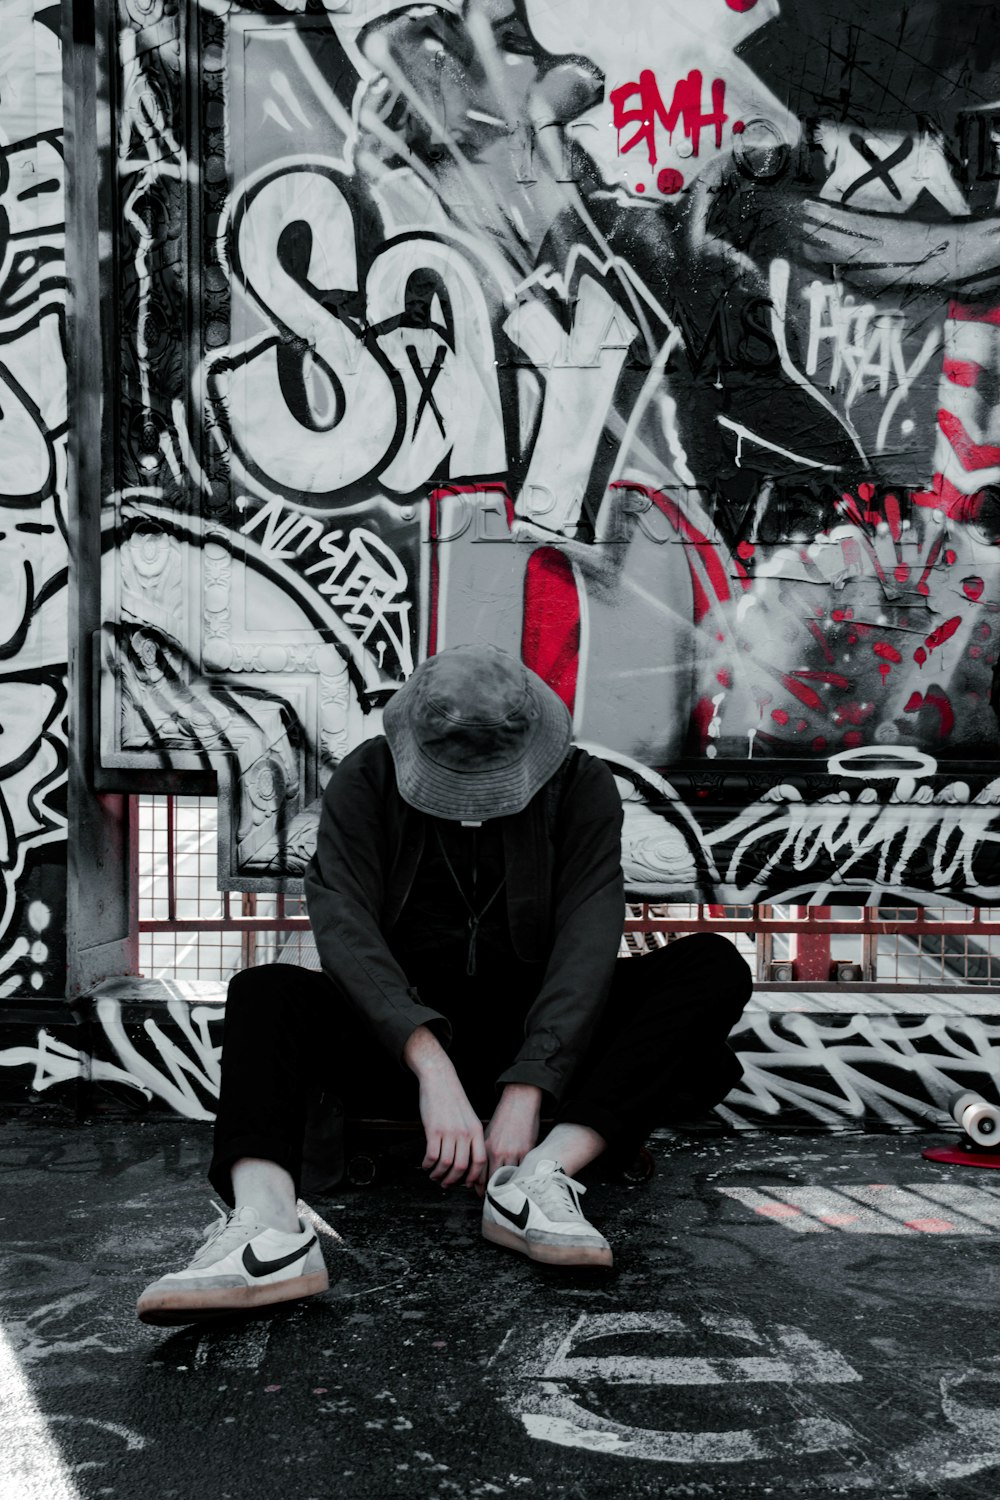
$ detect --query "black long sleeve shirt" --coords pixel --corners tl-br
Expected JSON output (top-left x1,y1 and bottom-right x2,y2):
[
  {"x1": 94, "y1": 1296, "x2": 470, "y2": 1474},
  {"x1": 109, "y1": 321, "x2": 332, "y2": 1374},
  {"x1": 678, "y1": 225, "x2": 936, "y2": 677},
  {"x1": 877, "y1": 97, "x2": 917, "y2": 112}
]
[{"x1": 304, "y1": 736, "x2": 625, "y2": 1103}]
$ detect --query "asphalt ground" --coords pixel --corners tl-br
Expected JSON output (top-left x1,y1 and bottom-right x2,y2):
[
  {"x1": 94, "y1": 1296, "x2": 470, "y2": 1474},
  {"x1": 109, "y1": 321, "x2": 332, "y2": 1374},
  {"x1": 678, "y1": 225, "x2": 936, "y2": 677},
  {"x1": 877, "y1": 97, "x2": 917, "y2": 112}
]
[{"x1": 4, "y1": 1118, "x2": 1000, "y2": 1500}]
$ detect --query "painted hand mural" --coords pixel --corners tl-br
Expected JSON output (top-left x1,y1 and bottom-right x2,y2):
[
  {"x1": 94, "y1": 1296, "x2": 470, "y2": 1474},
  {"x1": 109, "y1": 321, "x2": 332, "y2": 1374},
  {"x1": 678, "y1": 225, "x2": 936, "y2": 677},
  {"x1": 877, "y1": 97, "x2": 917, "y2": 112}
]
[{"x1": 101, "y1": 0, "x2": 1000, "y2": 902}]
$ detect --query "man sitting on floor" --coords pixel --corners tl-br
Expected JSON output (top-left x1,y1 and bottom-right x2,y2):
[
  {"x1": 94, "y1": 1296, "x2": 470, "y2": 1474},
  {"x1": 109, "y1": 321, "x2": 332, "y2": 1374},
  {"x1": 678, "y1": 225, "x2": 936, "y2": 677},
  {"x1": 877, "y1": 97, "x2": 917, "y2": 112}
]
[{"x1": 137, "y1": 645, "x2": 752, "y2": 1325}]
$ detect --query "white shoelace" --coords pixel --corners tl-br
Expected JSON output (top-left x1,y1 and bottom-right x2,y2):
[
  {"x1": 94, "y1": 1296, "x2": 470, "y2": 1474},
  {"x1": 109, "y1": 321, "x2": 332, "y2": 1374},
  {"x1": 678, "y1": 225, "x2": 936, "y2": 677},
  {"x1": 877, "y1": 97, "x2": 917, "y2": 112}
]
[
  {"x1": 188, "y1": 1203, "x2": 260, "y2": 1270},
  {"x1": 520, "y1": 1165, "x2": 588, "y2": 1223}
]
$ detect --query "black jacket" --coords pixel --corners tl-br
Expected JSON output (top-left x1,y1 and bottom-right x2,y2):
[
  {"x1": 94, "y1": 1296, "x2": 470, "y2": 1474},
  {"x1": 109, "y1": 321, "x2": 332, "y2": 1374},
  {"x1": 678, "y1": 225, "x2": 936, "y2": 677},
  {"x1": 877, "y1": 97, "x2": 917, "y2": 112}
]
[{"x1": 303, "y1": 737, "x2": 625, "y2": 1102}]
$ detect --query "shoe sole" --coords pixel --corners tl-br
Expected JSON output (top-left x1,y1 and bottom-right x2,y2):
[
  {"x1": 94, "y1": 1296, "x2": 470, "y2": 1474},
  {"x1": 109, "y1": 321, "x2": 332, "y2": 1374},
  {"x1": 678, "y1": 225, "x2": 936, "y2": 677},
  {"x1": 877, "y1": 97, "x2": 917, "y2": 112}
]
[
  {"x1": 482, "y1": 1219, "x2": 613, "y2": 1268},
  {"x1": 136, "y1": 1270, "x2": 329, "y2": 1327}
]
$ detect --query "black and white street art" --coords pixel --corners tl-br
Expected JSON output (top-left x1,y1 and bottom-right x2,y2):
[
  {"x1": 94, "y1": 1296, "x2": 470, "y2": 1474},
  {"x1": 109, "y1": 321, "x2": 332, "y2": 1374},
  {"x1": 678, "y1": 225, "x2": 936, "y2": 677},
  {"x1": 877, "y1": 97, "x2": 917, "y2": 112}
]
[
  {"x1": 96, "y1": 0, "x2": 1000, "y2": 903},
  {"x1": 5, "y1": 2, "x2": 1000, "y2": 1112},
  {"x1": 0, "y1": 0, "x2": 68, "y2": 1002}
]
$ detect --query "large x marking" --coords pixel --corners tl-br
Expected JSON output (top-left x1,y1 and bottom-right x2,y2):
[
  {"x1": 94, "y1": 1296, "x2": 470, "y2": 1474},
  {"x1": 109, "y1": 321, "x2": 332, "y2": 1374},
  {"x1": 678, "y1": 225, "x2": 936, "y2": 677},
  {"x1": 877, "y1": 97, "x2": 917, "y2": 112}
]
[
  {"x1": 407, "y1": 343, "x2": 448, "y2": 439},
  {"x1": 842, "y1": 133, "x2": 913, "y2": 204}
]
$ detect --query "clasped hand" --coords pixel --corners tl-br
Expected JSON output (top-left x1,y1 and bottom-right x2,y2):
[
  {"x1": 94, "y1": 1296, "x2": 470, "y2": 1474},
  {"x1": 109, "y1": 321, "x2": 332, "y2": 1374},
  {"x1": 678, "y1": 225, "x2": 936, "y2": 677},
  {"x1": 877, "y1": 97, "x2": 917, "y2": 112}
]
[{"x1": 405, "y1": 1028, "x2": 541, "y2": 1193}]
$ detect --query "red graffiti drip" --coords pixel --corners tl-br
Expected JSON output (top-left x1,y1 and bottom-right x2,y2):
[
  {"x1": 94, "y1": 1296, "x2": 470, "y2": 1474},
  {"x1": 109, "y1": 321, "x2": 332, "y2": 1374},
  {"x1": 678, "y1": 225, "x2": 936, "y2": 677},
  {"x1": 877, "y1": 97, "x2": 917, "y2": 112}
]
[
  {"x1": 692, "y1": 695, "x2": 716, "y2": 751},
  {"x1": 913, "y1": 616, "x2": 962, "y2": 666},
  {"x1": 781, "y1": 675, "x2": 824, "y2": 711},
  {"x1": 794, "y1": 670, "x2": 852, "y2": 688},
  {"x1": 925, "y1": 616, "x2": 962, "y2": 653},
  {"x1": 963, "y1": 576, "x2": 985, "y2": 601},
  {"x1": 873, "y1": 642, "x2": 902, "y2": 664},
  {"x1": 915, "y1": 533, "x2": 945, "y2": 598},
  {"x1": 807, "y1": 619, "x2": 835, "y2": 664},
  {"x1": 771, "y1": 708, "x2": 790, "y2": 726},
  {"x1": 839, "y1": 492, "x2": 866, "y2": 529},
  {"x1": 883, "y1": 493, "x2": 903, "y2": 543},
  {"x1": 522, "y1": 547, "x2": 580, "y2": 712},
  {"x1": 717, "y1": 668, "x2": 732, "y2": 688},
  {"x1": 904, "y1": 693, "x2": 923, "y2": 713}
]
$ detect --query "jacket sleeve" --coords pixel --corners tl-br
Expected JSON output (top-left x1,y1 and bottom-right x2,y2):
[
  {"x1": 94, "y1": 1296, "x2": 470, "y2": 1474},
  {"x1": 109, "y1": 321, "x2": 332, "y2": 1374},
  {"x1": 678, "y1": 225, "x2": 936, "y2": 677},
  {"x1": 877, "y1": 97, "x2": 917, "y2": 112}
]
[
  {"x1": 303, "y1": 743, "x2": 450, "y2": 1063},
  {"x1": 497, "y1": 752, "x2": 624, "y2": 1102}
]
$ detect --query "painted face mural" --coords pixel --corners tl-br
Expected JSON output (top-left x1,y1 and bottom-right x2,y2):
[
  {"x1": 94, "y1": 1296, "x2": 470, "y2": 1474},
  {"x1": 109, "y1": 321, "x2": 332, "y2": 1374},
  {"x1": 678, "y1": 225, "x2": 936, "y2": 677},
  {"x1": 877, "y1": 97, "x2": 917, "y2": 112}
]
[
  {"x1": 102, "y1": 0, "x2": 1000, "y2": 902},
  {"x1": 0, "y1": 0, "x2": 68, "y2": 999}
]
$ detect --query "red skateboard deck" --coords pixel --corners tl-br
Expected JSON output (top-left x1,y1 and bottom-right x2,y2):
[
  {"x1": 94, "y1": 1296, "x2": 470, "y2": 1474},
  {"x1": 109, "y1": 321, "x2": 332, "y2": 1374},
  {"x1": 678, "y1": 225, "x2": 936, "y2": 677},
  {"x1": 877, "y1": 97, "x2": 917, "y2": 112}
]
[{"x1": 922, "y1": 1143, "x2": 1000, "y2": 1170}]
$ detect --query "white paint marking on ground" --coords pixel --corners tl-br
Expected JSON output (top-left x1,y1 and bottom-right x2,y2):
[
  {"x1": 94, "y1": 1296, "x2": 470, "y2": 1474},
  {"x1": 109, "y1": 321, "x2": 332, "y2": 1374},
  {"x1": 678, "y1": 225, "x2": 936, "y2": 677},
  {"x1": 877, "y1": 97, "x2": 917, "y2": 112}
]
[
  {"x1": 719, "y1": 1182, "x2": 1000, "y2": 1234},
  {"x1": 519, "y1": 1406, "x2": 854, "y2": 1464},
  {"x1": 716, "y1": 1186, "x2": 837, "y2": 1232},
  {"x1": 908, "y1": 1184, "x2": 1000, "y2": 1230},
  {"x1": 540, "y1": 1313, "x2": 858, "y2": 1387},
  {"x1": 502, "y1": 1311, "x2": 861, "y2": 1464},
  {"x1": 835, "y1": 1185, "x2": 988, "y2": 1233},
  {"x1": 0, "y1": 1323, "x2": 84, "y2": 1499}
]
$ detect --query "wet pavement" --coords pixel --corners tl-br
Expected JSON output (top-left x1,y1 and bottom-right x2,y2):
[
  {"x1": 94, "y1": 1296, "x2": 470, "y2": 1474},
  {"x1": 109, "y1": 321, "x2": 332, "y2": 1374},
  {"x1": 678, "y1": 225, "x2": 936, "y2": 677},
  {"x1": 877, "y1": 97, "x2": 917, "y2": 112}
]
[{"x1": 4, "y1": 1117, "x2": 1000, "y2": 1499}]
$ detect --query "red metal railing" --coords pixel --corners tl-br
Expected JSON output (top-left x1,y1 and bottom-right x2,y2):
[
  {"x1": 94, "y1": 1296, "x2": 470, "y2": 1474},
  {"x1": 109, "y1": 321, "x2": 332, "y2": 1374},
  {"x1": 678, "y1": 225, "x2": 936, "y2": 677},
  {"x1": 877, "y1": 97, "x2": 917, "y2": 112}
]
[{"x1": 134, "y1": 796, "x2": 1000, "y2": 985}]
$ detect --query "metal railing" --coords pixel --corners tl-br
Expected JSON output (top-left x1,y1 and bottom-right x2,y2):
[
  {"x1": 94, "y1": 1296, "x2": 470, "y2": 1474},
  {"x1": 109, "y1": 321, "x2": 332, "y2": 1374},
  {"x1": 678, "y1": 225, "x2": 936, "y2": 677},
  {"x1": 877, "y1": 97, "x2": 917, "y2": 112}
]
[{"x1": 134, "y1": 795, "x2": 1000, "y2": 986}]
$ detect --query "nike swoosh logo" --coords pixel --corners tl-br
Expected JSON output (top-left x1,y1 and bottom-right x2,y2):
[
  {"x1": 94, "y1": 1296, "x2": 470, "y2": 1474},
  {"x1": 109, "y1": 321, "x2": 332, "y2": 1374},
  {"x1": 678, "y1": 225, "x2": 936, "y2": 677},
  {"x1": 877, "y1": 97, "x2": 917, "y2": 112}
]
[
  {"x1": 242, "y1": 1235, "x2": 317, "y2": 1278},
  {"x1": 487, "y1": 1193, "x2": 530, "y2": 1231}
]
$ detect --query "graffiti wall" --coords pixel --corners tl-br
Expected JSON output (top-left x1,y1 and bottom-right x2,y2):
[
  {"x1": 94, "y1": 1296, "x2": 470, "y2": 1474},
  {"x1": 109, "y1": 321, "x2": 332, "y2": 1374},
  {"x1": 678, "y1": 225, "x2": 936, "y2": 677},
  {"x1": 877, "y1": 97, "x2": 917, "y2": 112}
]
[
  {"x1": 6, "y1": 977, "x2": 1000, "y2": 1135},
  {"x1": 0, "y1": 0, "x2": 68, "y2": 1000},
  {"x1": 101, "y1": 0, "x2": 1000, "y2": 903}
]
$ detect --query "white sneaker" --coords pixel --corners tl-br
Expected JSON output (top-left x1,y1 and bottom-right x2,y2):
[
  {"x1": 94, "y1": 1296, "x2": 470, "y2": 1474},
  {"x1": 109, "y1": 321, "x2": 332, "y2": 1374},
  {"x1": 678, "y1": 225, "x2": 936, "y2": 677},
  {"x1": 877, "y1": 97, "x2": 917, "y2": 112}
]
[
  {"x1": 482, "y1": 1159, "x2": 613, "y2": 1267},
  {"x1": 137, "y1": 1206, "x2": 329, "y2": 1326}
]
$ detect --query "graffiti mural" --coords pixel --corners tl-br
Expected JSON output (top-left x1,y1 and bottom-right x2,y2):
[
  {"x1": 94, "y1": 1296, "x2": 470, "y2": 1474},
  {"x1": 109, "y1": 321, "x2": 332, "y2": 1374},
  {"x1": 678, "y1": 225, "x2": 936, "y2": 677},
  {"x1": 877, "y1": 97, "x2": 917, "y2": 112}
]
[
  {"x1": 4, "y1": 980, "x2": 1000, "y2": 1132},
  {"x1": 100, "y1": 0, "x2": 1000, "y2": 901},
  {"x1": 0, "y1": 0, "x2": 68, "y2": 999}
]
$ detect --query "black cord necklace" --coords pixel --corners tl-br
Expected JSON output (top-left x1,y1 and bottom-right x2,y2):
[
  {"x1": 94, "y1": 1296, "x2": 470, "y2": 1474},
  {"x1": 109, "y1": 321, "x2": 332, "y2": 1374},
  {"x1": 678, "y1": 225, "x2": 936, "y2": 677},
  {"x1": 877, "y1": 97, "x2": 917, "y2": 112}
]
[{"x1": 433, "y1": 824, "x2": 506, "y2": 977}]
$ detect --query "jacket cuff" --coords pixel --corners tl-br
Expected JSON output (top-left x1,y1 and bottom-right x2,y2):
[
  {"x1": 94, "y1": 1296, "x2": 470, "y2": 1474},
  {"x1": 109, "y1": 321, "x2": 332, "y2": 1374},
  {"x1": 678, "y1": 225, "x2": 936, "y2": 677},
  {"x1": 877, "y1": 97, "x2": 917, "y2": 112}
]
[
  {"x1": 388, "y1": 1002, "x2": 453, "y2": 1068},
  {"x1": 496, "y1": 1059, "x2": 565, "y2": 1101}
]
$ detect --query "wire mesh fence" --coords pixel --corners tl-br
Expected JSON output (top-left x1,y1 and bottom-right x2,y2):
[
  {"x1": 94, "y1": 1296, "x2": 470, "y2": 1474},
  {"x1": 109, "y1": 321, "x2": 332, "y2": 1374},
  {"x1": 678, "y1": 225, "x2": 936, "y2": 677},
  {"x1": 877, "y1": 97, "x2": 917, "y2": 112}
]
[{"x1": 136, "y1": 796, "x2": 1000, "y2": 986}]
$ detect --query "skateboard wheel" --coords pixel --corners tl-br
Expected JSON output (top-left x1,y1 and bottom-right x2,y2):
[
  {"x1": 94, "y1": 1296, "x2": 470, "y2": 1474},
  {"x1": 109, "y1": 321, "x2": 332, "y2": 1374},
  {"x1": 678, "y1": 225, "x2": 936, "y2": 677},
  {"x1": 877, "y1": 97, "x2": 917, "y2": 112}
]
[
  {"x1": 346, "y1": 1152, "x2": 379, "y2": 1187},
  {"x1": 949, "y1": 1090, "x2": 983, "y2": 1126},
  {"x1": 621, "y1": 1146, "x2": 656, "y2": 1184},
  {"x1": 954, "y1": 1098, "x2": 1000, "y2": 1146}
]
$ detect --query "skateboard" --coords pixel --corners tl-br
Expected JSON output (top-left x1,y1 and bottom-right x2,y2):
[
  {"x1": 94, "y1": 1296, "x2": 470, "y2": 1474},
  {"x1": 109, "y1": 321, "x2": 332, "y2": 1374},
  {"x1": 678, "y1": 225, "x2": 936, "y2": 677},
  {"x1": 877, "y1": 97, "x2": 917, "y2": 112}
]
[{"x1": 922, "y1": 1090, "x2": 1000, "y2": 1169}]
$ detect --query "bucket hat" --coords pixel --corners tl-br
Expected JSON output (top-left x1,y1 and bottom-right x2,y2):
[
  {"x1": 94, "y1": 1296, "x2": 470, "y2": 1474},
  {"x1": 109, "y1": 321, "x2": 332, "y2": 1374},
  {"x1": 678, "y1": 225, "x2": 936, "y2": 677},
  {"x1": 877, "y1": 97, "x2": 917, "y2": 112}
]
[{"x1": 382, "y1": 645, "x2": 572, "y2": 820}]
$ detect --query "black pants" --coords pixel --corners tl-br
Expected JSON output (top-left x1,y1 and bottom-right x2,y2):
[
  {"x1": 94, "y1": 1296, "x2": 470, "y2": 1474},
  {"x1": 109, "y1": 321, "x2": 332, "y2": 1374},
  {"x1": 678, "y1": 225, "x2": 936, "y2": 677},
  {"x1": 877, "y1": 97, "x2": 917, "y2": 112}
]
[{"x1": 209, "y1": 933, "x2": 753, "y2": 1202}]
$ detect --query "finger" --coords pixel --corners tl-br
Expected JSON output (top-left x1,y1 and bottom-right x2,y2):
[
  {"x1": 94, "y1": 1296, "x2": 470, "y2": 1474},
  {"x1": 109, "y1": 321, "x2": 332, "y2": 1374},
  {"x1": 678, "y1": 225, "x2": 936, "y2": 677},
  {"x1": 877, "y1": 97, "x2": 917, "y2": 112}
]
[
  {"x1": 422, "y1": 1132, "x2": 443, "y2": 1172},
  {"x1": 429, "y1": 1132, "x2": 456, "y2": 1178},
  {"x1": 441, "y1": 1135, "x2": 471, "y2": 1189},
  {"x1": 466, "y1": 1141, "x2": 488, "y2": 1190}
]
